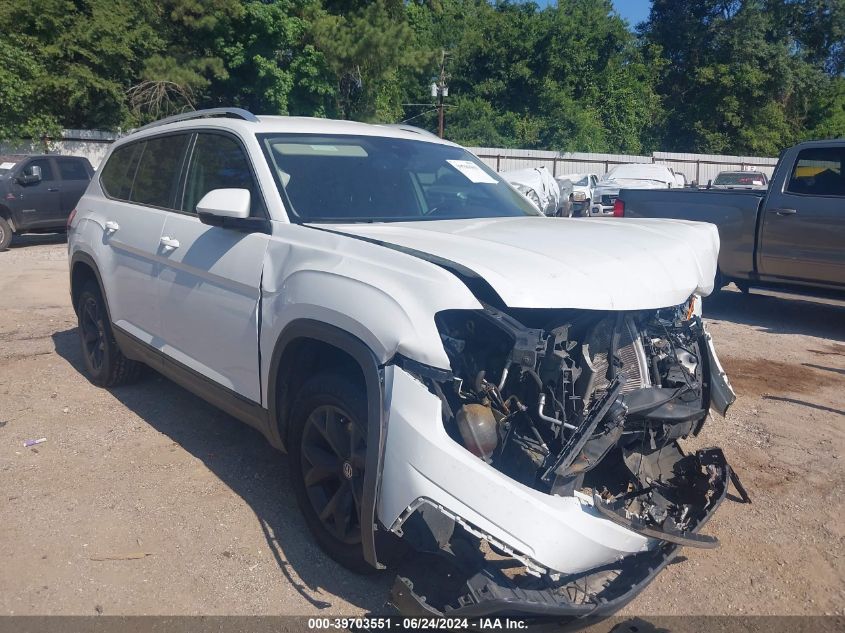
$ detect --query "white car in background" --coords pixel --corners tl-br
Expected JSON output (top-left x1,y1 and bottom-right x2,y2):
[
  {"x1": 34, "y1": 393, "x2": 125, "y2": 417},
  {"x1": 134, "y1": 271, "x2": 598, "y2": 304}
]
[
  {"x1": 590, "y1": 163, "x2": 676, "y2": 216},
  {"x1": 557, "y1": 173, "x2": 599, "y2": 216},
  {"x1": 501, "y1": 166, "x2": 561, "y2": 216}
]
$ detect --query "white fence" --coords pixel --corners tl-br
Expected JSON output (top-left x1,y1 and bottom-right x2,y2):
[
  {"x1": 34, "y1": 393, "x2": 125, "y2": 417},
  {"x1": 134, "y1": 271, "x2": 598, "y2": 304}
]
[
  {"x1": 469, "y1": 147, "x2": 779, "y2": 185},
  {"x1": 1, "y1": 130, "x2": 118, "y2": 168},
  {"x1": 1, "y1": 131, "x2": 779, "y2": 184}
]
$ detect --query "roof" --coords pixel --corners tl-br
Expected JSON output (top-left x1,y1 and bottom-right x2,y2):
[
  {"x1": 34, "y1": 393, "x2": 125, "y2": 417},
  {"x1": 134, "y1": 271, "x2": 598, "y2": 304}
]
[{"x1": 122, "y1": 111, "x2": 458, "y2": 148}]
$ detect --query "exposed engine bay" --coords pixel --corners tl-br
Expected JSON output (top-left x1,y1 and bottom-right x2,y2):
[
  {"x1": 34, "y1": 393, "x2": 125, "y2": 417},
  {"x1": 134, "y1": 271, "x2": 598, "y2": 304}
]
[
  {"x1": 431, "y1": 299, "x2": 727, "y2": 547},
  {"x1": 388, "y1": 298, "x2": 745, "y2": 617}
]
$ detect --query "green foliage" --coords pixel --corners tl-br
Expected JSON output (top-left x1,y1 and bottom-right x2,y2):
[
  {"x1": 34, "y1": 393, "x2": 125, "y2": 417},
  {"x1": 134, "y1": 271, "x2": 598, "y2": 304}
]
[{"x1": 0, "y1": 0, "x2": 841, "y2": 153}]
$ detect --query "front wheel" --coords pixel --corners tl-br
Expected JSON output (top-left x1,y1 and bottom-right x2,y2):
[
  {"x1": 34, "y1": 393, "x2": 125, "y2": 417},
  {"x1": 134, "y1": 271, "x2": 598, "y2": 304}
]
[{"x1": 289, "y1": 373, "x2": 373, "y2": 573}]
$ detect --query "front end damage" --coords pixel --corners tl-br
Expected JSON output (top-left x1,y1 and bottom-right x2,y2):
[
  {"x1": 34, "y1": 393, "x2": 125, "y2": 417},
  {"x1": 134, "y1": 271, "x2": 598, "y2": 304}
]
[{"x1": 378, "y1": 298, "x2": 741, "y2": 617}]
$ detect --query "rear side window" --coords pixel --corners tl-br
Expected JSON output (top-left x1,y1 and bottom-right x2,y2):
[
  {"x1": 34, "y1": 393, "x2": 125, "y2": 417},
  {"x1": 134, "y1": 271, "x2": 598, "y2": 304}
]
[
  {"x1": 130, "y1": 134, "x2": 191, "y2": 209},
  {"x1": 57, "y1": 159, "x2": 89, "y2": 181},
  {"x1": 787, "y1": 148, "x2": 845, "y2": 197},
  {"x1": 100, "y1": 143, "x2": 143, "y2": 200},
  {"x1": 182, "y1": 133, "x2": 264, "y2": 216}
]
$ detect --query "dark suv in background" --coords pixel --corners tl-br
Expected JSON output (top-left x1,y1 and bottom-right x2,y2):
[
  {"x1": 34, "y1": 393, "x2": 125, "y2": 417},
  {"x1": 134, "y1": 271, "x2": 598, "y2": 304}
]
[{"x1": 0, "y1": 154, "x2": 93, "y2": 249}]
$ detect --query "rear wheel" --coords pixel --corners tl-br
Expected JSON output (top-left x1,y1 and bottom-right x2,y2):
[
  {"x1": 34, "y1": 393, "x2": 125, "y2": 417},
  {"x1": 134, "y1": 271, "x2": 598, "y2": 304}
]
[
  {"x1": 289, "y1": 373, "x2": 372, "y2": 573},
  {"x1": 0, "y1": 217, "x2": 12, "y2": 250},
  {"x1": 77, "y1": 282, "x2": 141, "y2": 386}
]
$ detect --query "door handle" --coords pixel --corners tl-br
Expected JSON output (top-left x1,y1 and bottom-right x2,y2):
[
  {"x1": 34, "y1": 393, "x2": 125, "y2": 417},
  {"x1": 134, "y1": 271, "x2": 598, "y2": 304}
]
[
  {"x1": 47, "y1": 187, "x2": 60, "y2": 192},
  {"x1": 160, "y1": 236, "x2": 180, "y2": 250},
  {"x1": 104, "y1": 220, "x2": 119, "y2": 233},
  {"x1": 771, "y1": 208, "x2": 797, "y2": 216}
]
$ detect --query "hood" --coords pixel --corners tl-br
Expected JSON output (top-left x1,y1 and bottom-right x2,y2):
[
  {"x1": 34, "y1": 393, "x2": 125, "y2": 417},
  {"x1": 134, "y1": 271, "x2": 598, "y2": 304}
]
[{"x1": 324, "y1": 216, "x2": 719, "y2": 310}]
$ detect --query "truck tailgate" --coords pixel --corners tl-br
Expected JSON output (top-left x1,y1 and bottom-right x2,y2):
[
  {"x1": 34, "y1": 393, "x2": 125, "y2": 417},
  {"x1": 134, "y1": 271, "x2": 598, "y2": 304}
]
[{"x1": 618, "y1": 189, "x2": 765, "y2": 281}]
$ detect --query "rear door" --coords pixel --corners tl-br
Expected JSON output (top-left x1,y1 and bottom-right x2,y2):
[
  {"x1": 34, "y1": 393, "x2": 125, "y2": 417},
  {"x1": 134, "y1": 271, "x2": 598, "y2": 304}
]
[
  {"x1": 156, "y1": 131, "x2": 269, "y2": 403},
  {"x1": 96, "y1": 134, "x2": 191, "y2": 344},
  {"x1": 13, "y1": 157, "x2": 61, "y2": 229},
  {"x1": 759, "y1": 146, "x2": 845, "y2": 286},
  {"x1": 56, "y1": 158, "x2": 92, "y2": 219}
]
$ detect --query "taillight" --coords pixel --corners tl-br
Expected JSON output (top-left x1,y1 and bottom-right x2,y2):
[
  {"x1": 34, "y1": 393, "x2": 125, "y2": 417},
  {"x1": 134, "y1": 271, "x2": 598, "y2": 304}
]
[
  {"x1": 612, "y1": 199, "x2": 625, "y2": 217},
  {"x1": 67, "y1": 208, "x2": 77, "y2": 231}
]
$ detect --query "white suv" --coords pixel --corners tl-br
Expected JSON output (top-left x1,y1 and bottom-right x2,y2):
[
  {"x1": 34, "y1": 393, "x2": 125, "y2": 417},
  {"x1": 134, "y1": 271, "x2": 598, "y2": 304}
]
[{"x1": 68, "y1": 108, "x2": 740, "y2": 618}]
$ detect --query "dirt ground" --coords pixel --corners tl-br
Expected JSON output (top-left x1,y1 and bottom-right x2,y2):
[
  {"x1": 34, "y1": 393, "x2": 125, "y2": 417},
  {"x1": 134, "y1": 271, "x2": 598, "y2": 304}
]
[{"x1": 1, "y1": 235, "x2": 843, "y2": 619}]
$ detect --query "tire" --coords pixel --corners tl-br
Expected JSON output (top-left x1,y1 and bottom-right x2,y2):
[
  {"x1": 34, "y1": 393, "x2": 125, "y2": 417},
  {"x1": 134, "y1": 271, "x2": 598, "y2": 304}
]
[
  {"x1": 76, "y1": 281, "x2": 141, "y2": 387},
  {"x1": 289, "y1": 373, "x2": 374, "y2": 573},
  {"x1": 0, "y1": 217, "x2": 12, "y2": 250}
]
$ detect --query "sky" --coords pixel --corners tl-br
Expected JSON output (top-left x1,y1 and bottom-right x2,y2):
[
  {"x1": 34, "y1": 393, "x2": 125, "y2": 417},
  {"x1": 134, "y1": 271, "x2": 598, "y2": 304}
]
[
  {"x1": 610, "y1": 0, "x2": 652, "y2": 27},
  {"x1": 538, "y1": 1, "x2": 653, "y2": 29}
]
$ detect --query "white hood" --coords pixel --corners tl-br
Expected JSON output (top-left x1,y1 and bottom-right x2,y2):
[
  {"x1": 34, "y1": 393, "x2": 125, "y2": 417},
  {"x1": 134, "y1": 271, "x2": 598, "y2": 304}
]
[{"x1": 328, "y1": 216, "x2": 720, "y2": 310}]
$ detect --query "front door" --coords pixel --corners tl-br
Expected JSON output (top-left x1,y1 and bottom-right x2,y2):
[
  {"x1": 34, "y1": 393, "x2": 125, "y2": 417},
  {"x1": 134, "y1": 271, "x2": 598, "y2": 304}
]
[
  {"x1": 14, "y1": 158, "x2": 61, "y2": 229},
  {"x1": 156, "y1": 131, "x2": 269, "y2": 403},
  {"x1": 759, "y1": 146, "x2": 845, "y2": 286}
]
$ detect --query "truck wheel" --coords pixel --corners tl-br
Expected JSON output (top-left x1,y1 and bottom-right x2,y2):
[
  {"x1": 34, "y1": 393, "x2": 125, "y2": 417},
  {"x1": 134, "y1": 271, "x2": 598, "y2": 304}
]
[
  {"x1": 76, "y1": 281, "x2": 141, "y2": 386},
  {"x1": 0, "y1": 217, "x2": 12, "y2": 250},
  {"x1": 289, "y1": 373, "x2": 373, "y2": 574}
]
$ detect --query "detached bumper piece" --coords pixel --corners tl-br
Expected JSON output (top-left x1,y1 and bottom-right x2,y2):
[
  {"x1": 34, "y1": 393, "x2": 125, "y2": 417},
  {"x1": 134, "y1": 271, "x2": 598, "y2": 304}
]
[{"x1": 389, "y1": 448, "x2": 732, "y2": 619}]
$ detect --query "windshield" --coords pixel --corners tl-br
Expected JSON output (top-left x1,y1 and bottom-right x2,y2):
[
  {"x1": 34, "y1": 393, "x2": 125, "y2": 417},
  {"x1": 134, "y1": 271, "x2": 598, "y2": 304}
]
[
  {"x1": 0, "y1": 157, "x2": 21, "y2": 176},
  {"x1": 559, "y1": 174, "x2": 589, "y2": 186},
  {"x1": 714, "y1": 172, "x2": 767, "y2": 185},
  {"x1": 258, "y1": 134, "x2": 540, "y2": 223}
]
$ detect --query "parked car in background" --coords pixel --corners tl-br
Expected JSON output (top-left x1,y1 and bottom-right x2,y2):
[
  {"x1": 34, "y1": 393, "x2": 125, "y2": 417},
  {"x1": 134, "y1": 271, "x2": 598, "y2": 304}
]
[
  {"x1": 68, "y1": 108, "x2": 736, "y2": 618},
  {"x1": 501, "y1": 166, "x2": 561, "y2": 216},
  {"x1": 0, "y1": 154, "x2": 93, "y2": 249},
  {"x1": 555, "y1": 176, "x2": 574, "y2": 216},
  {"x1": 709, "y1": 170, "x2": 769, "y2": 190},
  {"x1": 557, "y1": 173, "x2": 598, "y2": 216},
  {"x1": 615, "y1": 140, "x2": 844, "y2": 295},
  {"x1": 589, "y1": 163, "x2": 675, "y2": 216}
]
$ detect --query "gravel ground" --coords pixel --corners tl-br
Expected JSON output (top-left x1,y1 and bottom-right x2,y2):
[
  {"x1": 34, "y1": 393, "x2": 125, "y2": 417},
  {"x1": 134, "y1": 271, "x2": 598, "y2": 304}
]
[{"x1": 0, "y1": 236, "x2": 843, "y2": 620}]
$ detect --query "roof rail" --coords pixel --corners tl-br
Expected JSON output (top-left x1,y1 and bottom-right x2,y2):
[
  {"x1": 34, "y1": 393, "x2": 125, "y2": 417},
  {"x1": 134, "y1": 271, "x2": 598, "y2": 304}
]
[{"x1": 133, "y1": 108, "x2": 259, "y2": 133}]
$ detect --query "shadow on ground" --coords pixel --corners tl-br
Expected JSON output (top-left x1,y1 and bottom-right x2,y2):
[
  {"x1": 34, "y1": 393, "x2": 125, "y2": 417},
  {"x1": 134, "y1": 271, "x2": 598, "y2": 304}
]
[
  {"x1": 51, "y1": 327, "x2": 392, "y2": 614},
  {"x1": 703, "y1": 287, "x2": 845, "y2": 341}
]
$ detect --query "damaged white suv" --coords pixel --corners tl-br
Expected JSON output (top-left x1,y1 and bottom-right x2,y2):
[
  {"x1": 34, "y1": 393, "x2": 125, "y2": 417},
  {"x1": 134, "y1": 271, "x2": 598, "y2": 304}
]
[{"x1": 68, "y1": 109, "x2": 740, "y2": 619}]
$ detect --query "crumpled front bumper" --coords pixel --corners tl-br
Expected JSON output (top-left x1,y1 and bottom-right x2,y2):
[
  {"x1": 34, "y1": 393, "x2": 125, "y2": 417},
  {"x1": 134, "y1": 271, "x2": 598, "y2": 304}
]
[
  {"x1": 377, "y1": 364, "x2": 735, "y2": 618},
  {"x1": 388, "y1": 448, "x2": 732, "y2": 618}
]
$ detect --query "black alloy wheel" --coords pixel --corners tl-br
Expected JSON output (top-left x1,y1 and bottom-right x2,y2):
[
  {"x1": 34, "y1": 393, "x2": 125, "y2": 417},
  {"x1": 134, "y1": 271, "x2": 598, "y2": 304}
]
[
  {"x1": 80, "y1": 294, "x2": 107, "y2": 373},
  {"x1": 300, "y1": 403, "x2": 366, "y2": 545}
]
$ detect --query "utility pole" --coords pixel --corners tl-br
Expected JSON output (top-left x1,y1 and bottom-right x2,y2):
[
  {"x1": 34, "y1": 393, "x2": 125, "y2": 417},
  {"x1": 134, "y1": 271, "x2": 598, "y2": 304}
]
[{"x1": 431, "y1": 50, "x2": 449, "y2": 138}]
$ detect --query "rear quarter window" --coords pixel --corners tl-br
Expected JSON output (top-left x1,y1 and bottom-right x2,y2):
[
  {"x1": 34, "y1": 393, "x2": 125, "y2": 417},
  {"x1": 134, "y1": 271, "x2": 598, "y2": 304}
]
[{"x1": 100, "y1": 143, "x2": 143, "y2": 200}]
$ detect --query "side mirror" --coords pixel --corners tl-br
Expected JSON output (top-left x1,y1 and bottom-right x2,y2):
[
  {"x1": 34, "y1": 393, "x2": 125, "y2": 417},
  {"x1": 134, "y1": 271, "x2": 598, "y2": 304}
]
[
  {"x1": 707, "y1": 180, "x2": 712, "y2": 189},
  {"x1": 18, "y1": 164, "x2": 42, "y2": 185},
  {"x1": 196, "y1": 188, "x2": 270, "y2": 234}
]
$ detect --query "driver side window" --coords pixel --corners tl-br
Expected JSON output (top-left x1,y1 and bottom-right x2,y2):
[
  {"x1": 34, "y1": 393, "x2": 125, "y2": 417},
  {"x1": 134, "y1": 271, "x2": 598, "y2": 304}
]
[
  {"x1": 182, "y1": 133, "x2": 265, "y2": 216},
  {"x1": 24, "y1": 158, "x2": 54, "y2": 181}
]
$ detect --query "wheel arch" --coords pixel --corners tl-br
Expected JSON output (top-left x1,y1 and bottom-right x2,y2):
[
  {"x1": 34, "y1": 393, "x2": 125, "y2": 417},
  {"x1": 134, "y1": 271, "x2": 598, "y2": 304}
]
[
  {"x1": 69, "y1": 251, "x2": 110, "y2": 319},
  {"x1": 267, "y1": 319, "x2": 387, "y2": 569},
  {"x1": 0, "y1": 204, "x2": 15, "y2": 231}
]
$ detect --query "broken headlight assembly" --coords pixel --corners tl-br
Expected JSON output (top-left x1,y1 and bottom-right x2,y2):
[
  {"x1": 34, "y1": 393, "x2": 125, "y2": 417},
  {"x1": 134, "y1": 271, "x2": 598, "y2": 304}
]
[{"x1": 390, "y1": 297, "x2": 745, "y2": 617}]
